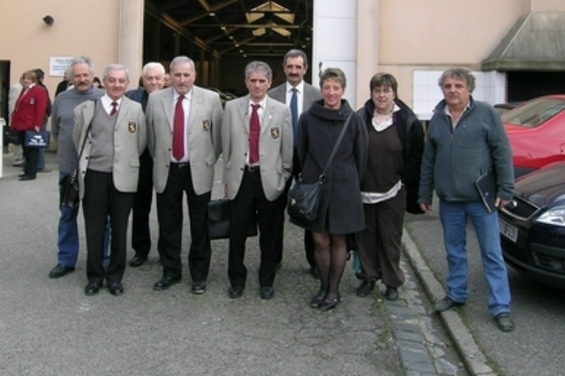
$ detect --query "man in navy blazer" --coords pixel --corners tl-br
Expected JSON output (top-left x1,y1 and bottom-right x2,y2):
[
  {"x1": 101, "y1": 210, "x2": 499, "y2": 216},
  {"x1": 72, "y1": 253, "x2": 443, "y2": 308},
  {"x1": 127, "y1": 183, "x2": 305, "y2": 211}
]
[
  {"x1": 125, "y1": 62, "x2": 166, "y2": 268},
  {"x1": 268, "y1": 49, "x2": 322, "y2": 279}
]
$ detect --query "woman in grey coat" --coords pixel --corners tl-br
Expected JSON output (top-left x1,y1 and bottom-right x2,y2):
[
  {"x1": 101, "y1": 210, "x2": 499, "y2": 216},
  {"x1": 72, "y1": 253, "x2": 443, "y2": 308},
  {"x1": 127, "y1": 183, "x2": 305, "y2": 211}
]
[{"x1": 295, "y1": 67, "x2": 368, "y2": 311}]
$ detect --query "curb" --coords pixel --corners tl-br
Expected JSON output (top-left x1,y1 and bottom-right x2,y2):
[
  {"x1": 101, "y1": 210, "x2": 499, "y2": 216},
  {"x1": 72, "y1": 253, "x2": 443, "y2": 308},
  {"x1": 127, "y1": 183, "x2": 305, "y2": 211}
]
[{"x1": 402, "y1": 230, "x2": 498, "y2": 376}]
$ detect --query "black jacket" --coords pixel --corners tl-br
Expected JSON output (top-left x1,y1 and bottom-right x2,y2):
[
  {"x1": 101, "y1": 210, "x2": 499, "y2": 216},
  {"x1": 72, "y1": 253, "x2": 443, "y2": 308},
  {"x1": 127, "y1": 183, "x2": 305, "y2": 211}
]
[{"x1": 358, "y1": 98, "x2": 425, "y2": 213}]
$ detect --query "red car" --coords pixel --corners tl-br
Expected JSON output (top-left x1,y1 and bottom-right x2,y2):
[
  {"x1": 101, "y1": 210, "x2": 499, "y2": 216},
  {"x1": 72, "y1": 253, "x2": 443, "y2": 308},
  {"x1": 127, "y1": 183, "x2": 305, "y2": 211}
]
[{"x1": 503, "y1": 95, "x2": 565, "y2": 178}]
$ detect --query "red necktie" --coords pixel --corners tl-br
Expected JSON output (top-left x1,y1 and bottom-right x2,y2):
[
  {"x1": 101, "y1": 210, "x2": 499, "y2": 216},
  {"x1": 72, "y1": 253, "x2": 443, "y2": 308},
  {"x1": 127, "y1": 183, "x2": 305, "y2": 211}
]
[
  {"x1": 110, "y1": 102, "x2": 118, "y2": 116},
  {"x1": 173, "y1": 95, "x2": 185, "y2": 160},
  {"x1": 249, "y1": 104, "x2": 260, "y2": 164}
]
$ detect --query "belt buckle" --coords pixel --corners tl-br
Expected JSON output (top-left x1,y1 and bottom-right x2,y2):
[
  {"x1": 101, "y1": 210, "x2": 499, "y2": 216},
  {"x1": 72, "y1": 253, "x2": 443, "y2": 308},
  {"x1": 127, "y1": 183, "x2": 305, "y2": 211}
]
[{"x1": 247, "y1": 165, "x2": 259, "y2": 173}]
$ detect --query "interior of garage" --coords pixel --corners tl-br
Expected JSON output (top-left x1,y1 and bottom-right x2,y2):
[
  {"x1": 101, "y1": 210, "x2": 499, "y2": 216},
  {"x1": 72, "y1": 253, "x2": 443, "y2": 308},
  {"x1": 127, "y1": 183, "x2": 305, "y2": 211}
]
[{"x1": 142, "y1": 0, "x2": 314, "y2": 97}]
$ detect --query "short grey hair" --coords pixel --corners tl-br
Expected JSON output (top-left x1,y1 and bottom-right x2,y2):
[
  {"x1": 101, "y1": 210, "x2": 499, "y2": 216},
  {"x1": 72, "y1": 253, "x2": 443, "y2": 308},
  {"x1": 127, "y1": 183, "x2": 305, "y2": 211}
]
[
  {"x1": 244, "y1": 61, "x2": 272, "y2": 81},
  {"x1": 66, "y1": 56, "x2": 94, "y2": 80},
  {"x1": 438, "y1": 68, "x2": 476, "y2": 92},
  {"x1": 283, "y1": 49, "x2": 308, "y2": 68},
  {"x1": 102, "y1": 64, "x2": 130, "y2": 81},
  {"x1": 170, "y1": 56, "x2": 195, "y2": 71},
  {"x1": 319, "y1": 67, "x2": 346, "y2": 89},
  {"x1": 142, "y1": 62, "x2": 166, "y2": 77}
]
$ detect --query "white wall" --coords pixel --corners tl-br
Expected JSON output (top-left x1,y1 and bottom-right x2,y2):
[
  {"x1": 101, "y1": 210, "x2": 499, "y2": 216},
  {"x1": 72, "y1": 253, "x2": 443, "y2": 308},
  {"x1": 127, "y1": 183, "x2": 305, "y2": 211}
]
[{"x1": 312, "y1": 0, "x2": 357, "y2": 105}]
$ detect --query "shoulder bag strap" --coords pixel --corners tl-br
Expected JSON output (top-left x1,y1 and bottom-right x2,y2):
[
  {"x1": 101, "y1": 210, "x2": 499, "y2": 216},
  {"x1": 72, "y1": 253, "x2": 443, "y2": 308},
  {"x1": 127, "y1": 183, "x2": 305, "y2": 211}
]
[
  {"x1": 319, "y1": 112, "x2": 353, "y2": 180},
  {"x1": 76, "y1": 99, "x2": 97, "y2": 163}
]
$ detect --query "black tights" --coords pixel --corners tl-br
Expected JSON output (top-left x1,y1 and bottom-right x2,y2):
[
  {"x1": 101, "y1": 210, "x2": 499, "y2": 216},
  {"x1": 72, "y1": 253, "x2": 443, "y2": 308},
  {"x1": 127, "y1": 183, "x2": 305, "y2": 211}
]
[{"x1": 312, "y1": 232, "x2": 347, "y2": 301}]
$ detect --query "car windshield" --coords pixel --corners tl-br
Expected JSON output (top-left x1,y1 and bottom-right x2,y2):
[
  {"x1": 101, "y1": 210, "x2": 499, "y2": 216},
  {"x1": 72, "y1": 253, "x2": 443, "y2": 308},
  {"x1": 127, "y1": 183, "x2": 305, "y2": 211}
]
[{"x1": 502, "y1": 98, "x2": 565, "y2": 128}]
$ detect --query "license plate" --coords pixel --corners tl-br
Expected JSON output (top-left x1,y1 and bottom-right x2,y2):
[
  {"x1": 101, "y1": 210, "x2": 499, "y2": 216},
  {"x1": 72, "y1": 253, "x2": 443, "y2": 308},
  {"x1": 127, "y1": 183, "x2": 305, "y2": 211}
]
[{"x1": 499, "y1": 218, "x2": 518, "y2": 242}]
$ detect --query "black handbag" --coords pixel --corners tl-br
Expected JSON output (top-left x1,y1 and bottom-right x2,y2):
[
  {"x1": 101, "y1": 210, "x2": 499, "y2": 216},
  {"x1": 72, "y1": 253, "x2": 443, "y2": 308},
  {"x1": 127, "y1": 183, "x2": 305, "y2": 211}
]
[
  {"x1": 287, "y1": 113, "x2": 353, "y2": 225},
  {"x1": 60, "y1": 100, "x2": 96, "y2": 208},
  {"x1": 60, "y1": 170, "x2": 79, "y2": 208},
  {"x1": 4, "y1": 127, "x2": 21, "y2": 145},
  {"x1": 208, "y1": 199, "x2": 258, "y2": 240},
  {"x1": 24, "y1": 130, "x2": 50, "y2": 148}
]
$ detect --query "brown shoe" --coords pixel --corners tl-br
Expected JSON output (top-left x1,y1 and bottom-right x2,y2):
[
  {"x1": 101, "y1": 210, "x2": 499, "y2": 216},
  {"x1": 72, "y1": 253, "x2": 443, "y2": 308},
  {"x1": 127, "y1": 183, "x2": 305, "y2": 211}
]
[{"x1": 38, "y1": 167, "x2": 53, "y2": 173}]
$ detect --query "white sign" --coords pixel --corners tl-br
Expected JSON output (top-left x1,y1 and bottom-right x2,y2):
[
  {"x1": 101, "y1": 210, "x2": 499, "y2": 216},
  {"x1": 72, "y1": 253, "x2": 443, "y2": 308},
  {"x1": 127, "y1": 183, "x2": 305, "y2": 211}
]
[{"x1": 49, "y1": 57, "x2": 74, "y2": 77}]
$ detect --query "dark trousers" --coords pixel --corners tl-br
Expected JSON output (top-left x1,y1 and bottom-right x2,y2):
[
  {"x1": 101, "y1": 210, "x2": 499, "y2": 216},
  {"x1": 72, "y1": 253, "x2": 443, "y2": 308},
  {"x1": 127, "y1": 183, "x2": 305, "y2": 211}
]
[
  {"x1": 131, "y1": 149, "x2": 154, "y2": 258},
  {"x1": 156, "y1": 163, "x2": 211, "y2": 282},
  {"x1": 358, "y1": 187, "x2": 406, "y2": 288},
  {"x1": 228, "y1": 168, "x2": 286, "y2": 288},
  {"x1": 82, "y1": 170, "x2": 134, "y2": 284},
  {"x1": 19, "y1": 131, "x2": 39, "y2": 178}
]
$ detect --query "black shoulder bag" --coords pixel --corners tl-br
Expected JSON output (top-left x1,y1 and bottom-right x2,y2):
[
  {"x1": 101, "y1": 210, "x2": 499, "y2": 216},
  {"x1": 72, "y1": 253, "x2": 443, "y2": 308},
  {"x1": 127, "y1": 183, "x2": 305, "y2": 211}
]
[
  {"x1": 60, "y1": 101, "x2": 96, "y2": 208},
  {"x1": 287, "y1": 113, "x2": 353, "y2": 225}
]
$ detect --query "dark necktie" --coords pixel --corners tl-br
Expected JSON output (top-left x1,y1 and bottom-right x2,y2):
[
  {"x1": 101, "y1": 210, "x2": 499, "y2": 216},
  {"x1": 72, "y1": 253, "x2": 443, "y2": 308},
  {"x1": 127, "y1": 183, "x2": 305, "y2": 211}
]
[
  {"x1": 173, "y1": 95, "x2": 185, "y2": 160},
  {"x1": 110, "y1": 102, "x2": 118, "y2": 116},
  {"x1": 290, "y1": 88, "x2": 298, "y2": 140},
  {"x1": 249, "y1": 104, "x2": 261, "y2": 164}
]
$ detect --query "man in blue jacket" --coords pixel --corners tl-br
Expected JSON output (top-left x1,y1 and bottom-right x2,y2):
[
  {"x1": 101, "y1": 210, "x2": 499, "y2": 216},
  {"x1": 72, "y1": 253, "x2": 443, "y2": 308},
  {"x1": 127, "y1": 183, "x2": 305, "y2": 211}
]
[
  {"x1": 125, "y1": 62, "x2": 166, "y2": 267},
  {"x1": 418, "y1": 68, "x2": 515, "y2": 332}
]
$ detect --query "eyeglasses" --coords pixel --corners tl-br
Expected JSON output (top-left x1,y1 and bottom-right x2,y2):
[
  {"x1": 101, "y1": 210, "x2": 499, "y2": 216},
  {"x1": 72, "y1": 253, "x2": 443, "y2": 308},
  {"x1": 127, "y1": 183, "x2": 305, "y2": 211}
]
[{"x1": 373, "y1": 88, "x2": 393, "y2": 95}]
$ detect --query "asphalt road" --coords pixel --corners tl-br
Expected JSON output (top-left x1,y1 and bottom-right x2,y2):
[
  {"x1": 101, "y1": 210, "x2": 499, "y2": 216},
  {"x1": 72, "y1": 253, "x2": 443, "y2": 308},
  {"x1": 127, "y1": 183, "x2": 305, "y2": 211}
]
[
  {"x1": 0, "y1": 152, "x2": 411, "y2": 376},
  {"x1": 404, "y1": 200, "x2": 565, "y2": 376}
]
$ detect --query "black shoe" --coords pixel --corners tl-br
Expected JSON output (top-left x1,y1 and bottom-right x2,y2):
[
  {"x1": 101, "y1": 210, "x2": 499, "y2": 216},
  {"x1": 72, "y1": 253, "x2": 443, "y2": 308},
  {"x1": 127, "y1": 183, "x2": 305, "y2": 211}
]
[
  {"x1": 494, "y1": 313, "x2": 515, "y2": 332},
  {"x1": 49, "y1": 264, "x2": 75, "y2": 278},
  {"x1": 18, "y1": 173, "x2": 26, "y2": 178},
  {"x1": 309, "y1": 266, "x2": 320, "y2": 280},
  {"x1": 310, "y1": 289, "x2": 326, "y2": 308},
  {"x1": 318, "y1": 296, "x2": 340, "y2": 312},
  {"x1": 85, "y1": 281, "x2": 102, "y2": 296},
  {"x1": 434, "y1": 296, "x2": 464, "y2": 312},
  {"x1": 129, "y1": 255, "x2": 147, "y2": 267},
  {"x1": 191, "y1": 281, "x2": 207, "y2": 294},
  {"x1": 384, "y1": 286, "x2": 399, "y2": 301},
  {"x1": 19, "y1": 175, "x2": 35, "y2": 181},
  {"x1": 260, "y1": 286, "x2": 274, "y2": 300},
  {"x1": 356, "y1": 281, "x2": 375, "y2": 297},
  {"x1": 153, "y1": 275, "x2": 181, "y2": 291},
  {"x1": 228, "y1": 285, "x2": 245, "y2": 299},
  {"x1": 108, "y1": 281, "x2": 124, "y2": 296}
]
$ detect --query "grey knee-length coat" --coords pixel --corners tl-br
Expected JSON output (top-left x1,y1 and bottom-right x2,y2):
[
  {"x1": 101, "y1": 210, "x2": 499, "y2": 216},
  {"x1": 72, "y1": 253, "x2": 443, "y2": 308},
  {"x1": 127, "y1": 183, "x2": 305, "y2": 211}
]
[{"x1": 295, "y1": 99, "x2": 368, "y2": 234}]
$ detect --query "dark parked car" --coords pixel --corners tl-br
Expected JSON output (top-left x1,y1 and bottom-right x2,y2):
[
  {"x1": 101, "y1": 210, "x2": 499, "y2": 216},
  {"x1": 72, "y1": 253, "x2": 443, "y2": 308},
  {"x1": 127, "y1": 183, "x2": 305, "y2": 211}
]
[
  {"x1": 502, "y1": 95, "x2": 565, "y2": 178},
  {"x1": 498, "y1": 161, "x2": 565, "y2": 289}
]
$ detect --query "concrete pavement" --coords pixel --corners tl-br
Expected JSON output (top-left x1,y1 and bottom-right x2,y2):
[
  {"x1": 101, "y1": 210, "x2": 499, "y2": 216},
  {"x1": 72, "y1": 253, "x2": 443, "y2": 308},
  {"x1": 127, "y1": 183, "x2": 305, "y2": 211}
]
[{"x1": 0, "y1": 151, "x2": 466, "y2": 375}]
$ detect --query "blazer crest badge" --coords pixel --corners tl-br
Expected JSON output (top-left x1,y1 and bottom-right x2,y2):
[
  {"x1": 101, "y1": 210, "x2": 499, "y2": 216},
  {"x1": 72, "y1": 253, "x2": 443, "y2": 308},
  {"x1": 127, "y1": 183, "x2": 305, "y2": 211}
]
[
  {"x1": 128, "y1": 122, "x2": 137, "y2": 133},
  {"x1": 271, "y1": 127, "x2": 280, "y2": 139}
]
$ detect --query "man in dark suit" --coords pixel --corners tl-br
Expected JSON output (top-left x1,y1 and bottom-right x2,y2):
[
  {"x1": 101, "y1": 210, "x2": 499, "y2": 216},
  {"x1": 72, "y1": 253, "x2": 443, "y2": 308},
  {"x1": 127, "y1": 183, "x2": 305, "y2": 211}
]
[
  {"x1": 222, "y1": 61, "x2": 293, "y2": 300},
  {"x1": 73, "y1": 64, "x2": 146, "y2": 296},
  {"x1": 146, "y1": 56, "x2": 223, "y2": 294},
  {"x1": 268, "y1": 49, "x2": 322, "y2": 278},
  {"x1": 125, "y1": 62, "x2": 166, "y2": 267}
]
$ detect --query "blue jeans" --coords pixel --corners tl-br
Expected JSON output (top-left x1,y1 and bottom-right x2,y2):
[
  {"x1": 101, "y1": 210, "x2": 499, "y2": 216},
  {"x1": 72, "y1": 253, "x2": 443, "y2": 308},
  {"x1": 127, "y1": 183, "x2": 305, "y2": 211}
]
[
  {"x1": 57, "y1": 172, "x2": 110, "y2": 267},
  {"x1": 439, "y1": 200, "x2": 511, "y2": 316}
]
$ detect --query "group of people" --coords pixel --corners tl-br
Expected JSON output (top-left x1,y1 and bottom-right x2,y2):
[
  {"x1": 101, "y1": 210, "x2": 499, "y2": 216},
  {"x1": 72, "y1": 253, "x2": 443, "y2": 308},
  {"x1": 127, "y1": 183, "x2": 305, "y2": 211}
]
[{"x1": 39, "y1": 48, "x2": 514, "y2": 332}]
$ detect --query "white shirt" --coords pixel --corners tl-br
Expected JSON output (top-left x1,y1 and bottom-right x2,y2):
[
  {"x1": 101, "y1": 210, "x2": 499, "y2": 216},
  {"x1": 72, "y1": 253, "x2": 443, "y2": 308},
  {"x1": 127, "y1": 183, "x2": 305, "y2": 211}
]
[
  {"x1": 100, "y1": 94, "x2": 122, "y2": 116},
  {"x1": 171, "y1": 89, "x2": 192, "y2": 163},
  {"x1": 285, "y1": 81, "x2": 304, "y2": 116}
]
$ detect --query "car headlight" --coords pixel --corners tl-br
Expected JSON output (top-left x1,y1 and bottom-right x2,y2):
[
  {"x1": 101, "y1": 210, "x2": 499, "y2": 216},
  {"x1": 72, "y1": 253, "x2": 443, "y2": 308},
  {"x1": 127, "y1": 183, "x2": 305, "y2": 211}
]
[{"x1": 536, "y1": 205, "x2": 565, "y2": 227}]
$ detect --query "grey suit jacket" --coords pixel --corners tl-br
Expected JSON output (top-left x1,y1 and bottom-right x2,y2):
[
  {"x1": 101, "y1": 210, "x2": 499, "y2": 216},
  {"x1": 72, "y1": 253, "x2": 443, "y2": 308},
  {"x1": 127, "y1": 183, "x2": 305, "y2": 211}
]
[
  {"x1": 221, "y1": 95, "x2": 293, "y2": 201},
  {"x1": 73, "y1": 97, "x2": 147, "y2": 199},
  {"x1": 268, "y1": 82, "x2": 322, "y2": 111},
  {"x1": 146, "y1": 86, "x2": 223, "y2": 195}
]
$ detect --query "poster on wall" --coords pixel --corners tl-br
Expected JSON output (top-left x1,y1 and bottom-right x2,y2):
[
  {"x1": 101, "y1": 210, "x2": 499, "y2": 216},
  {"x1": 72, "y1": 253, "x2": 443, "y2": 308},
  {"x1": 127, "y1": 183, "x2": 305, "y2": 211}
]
[{"x1": 49, "y1": 57, "x2": 74, "y2": 77}]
